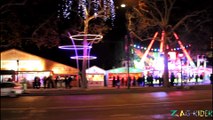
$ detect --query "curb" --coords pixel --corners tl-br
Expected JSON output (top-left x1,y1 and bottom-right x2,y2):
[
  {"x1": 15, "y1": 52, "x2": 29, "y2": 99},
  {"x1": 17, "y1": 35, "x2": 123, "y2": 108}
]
[{"x1": 21, "y1": 85, "x2": 212, "y2": 96}]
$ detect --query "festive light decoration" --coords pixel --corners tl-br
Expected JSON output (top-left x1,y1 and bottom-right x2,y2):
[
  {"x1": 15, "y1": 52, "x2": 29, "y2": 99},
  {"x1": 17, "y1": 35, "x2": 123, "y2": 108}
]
[
  {"x1": 58, "y1": 0, "x2": 115, "y2": 22},
  {"x1": 59, "y1": 32, "x2": 100, "y2": 69},
  {"x1": 58, "y1": 0, "x2": 114, "y2": 71},
  {"x1": 132, "y1": 44, "x2": 191, "y2": 52},
  {"x1": 133, "y1": 32, "x2": 158, "y2": 69},
  {"x1": 58, "y1": 0, "x2": 73, "y2": 19},
  {"x1": 71, "y1": 34, "x2": 103, "y2": 41},
  {"x1": 141, "y1": 32, "x2": 159, "y2": 63},
  {"x1": 108, "y1": 0, "x2": 116, "y2": 22},
  {"x1": 70, "y1": 56, "x2": 97, "y2": 60},
  {"x1": 132, "y1": 31, "x2": 195, "y2": 70},
  {"x1": 173, "y1": 32, "x2": 196, "y2": 68},
  {"x1": 58, "y1": 45, "x2": 92, "y2": 50}
]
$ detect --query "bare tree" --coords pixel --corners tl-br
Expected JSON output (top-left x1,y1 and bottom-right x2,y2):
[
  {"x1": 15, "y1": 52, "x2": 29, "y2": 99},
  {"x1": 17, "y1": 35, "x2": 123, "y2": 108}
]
[
  {"x1": 126, "y1": 0, "x2": 212, "y2": 87},
  {"x1": 0, "y1": 0, "x2": 28, "y2": 49},
  {"x1": 0, "y1": 0, "x2": 62, "y2": 49},
  {"x1": 58, "y1": 0, "x2": 115, "y2": 88}
]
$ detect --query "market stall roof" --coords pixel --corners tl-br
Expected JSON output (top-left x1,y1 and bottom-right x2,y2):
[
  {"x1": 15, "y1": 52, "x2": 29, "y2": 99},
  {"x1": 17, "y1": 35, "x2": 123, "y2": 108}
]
[
  {"x1": 86, "y1": 66, "x2": 106, "y2": 74},
  {"x1": 0, "y1": 49, "x2": 79, "y2": 75},
  {"x1": 107, "y1": 67, "x2": 143, "y2": 73}
]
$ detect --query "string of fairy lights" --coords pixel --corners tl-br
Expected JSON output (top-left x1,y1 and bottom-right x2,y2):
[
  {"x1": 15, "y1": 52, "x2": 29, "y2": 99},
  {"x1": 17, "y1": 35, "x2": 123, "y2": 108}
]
[
  {"x1": 58, "y1": 0, "x2": 73, "y2": 19},
  {"x1": 58, "y1": 0, "x2": 115, "y2": 23},
  {"x1": 132, "y1": 44, "x2": 192, "y2": 52}
]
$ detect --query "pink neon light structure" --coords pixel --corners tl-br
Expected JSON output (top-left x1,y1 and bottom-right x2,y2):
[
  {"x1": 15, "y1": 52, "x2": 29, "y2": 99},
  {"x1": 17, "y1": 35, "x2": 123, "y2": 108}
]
[
  {"x1": 136, "y1": 31, "x2": 196, "y2": 69},
  {"x1": 159, "y1": 31, "x2": 165, "y2": 52},
  {"x1": 58, "y1": 45, "x2": 92, "y2": 50},
  {"x1": 58, "y1": 33, "x2": 101, "y2": 69},
  {"x1": 141, "y1": 32, "x2": 159, "y2": 63},
  {"x1": 173, "y1": 32, "x2": 196, "y2": 68}
]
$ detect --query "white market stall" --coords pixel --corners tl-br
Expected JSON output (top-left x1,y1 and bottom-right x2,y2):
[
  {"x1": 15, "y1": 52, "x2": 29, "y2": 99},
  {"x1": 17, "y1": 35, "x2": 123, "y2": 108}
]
[{"x1": 86, "y1": 66, "x2": 106, "y2": 87}]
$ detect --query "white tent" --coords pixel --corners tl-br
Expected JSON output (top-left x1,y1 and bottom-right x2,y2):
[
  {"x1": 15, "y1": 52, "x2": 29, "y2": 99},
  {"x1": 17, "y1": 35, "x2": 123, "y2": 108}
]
[{"x1": 86, "y1": 66, "x2": 106, "y2": 87}]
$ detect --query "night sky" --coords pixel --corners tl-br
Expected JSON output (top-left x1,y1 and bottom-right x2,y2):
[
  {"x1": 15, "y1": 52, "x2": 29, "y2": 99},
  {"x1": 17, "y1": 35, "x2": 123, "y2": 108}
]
[{"x1": 0, "y1": 0, "x2": 212, "y2": 70}]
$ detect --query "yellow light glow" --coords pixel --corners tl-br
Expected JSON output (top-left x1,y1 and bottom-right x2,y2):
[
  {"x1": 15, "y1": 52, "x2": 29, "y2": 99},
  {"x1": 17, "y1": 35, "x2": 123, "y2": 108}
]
[
  {"x1": 87, "y1": 74, "x2": 104, "y2": 81},
  {"x1": 121, "y1": 4, "x2": 126, "y2": 8},
  {"x1": 1, "y1": 60, "x2": 44, "y2": 71}
]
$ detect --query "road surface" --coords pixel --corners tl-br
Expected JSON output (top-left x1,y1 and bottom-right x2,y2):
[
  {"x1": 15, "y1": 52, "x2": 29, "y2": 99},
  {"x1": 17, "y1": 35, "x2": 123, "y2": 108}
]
[{"x1": 1, "y1": 89, "x2": 212, "y2": 120}]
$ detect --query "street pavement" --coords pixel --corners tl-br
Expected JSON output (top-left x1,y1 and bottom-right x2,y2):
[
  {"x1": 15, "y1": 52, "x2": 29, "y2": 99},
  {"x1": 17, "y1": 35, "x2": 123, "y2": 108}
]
[{"x1": 22, "y1": 84, "x2": 213, "y2": 96}]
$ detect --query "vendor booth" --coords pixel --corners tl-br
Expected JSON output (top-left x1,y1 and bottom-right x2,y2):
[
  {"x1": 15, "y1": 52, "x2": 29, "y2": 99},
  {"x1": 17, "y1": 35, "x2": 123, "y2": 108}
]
[
  {"x1": 0, "y1": 49, "x2": 79, "y2": 87},
  {"x1": 107, "y1": 67, "x2": 143, "y2": 87},
  {"x1": 86, "y1": 66, "x2": 106, "y2": 87}
]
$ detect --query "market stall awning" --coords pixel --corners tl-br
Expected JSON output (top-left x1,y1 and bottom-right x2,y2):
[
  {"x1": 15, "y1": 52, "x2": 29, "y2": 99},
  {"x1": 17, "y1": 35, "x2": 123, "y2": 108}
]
[
  {"x1": 86, "y1": 66, "x2": 106, "y2": 74},
  {"x1": 107, "y1": 67, "x2": 143, "y2": 73}
]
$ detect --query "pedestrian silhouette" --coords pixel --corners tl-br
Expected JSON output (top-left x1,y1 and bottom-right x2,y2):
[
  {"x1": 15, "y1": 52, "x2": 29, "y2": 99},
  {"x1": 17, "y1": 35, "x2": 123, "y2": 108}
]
[{"x1": 170, "y1": 72, "x2": 175, "y2": 86}]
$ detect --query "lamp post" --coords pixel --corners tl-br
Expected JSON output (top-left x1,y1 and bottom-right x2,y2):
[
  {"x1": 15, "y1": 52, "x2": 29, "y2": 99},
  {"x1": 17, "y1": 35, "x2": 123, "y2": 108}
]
[
  {"x1": 178, "y1": 53, "x2": 183, "y2": 86},
  {"x1": 125, "y1": 35, "x2": 130, "y2": 89},
  {"x1": 121, "y1": 4, "x2": 131, "y2": 89},
  {"x1": 17, "y1": 60, "x2": 19, "y2": 82}
]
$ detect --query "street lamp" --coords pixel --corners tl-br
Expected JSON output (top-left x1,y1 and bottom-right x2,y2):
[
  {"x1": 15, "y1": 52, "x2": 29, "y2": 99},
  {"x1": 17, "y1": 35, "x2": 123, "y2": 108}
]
[
  {"x1": 178, "y1": 53, "x2": 183, "y2": 86},
  {"x1": 120, "y1": 4, "x2": 126, "y2": 8},
  {"x1": 120, "y1": 3, "x2": 131, "y2": 89},
  {"x1": 125, "y1": 35, "x2": 130, "y2": 89},
  {"x1": 17, "y1": 60, "x2": 19, "y2": 82}
]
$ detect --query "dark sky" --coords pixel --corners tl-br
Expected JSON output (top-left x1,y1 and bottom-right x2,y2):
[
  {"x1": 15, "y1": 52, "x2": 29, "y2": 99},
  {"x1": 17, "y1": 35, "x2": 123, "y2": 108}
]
[{"x1": 1, "y1": 0, "x2": 212, "y2": 70}]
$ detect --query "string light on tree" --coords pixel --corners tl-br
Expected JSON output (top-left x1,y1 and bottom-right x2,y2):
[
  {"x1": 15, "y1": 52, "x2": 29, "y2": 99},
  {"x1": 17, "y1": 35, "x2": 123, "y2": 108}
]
[
  {"x1": 58, "y1": 0, "x2": 116, "y2": 89},
  {"x1": 58, "y1": 0, "x2": 115, "y2": 23},
  {"x1": 58, "y1": 0, "x2": 73, "y2": 19}
]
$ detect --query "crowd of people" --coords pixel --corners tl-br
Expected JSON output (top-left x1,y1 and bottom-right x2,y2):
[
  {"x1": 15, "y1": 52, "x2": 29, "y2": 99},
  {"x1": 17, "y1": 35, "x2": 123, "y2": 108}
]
[
  {"x1": 32, "y1": 75, "x2": 74, "y2": 89},
  {"x1": 111, "y1": 72, "x2": 213, "y2": 88},
  {"x1": 111, "y1": 74, "x2": 161, "y2": 88},
  {"x1": 5, "y1": 73, "x2": 212, "y2": 90}
]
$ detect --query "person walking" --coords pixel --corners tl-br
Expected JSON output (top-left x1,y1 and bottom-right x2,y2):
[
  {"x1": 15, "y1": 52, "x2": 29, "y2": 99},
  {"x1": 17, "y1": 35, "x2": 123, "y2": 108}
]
[
  {"x1": 54, "y1": 76, "x2": 60, "y2": 88},
  {"x1": 195, "y1": 74, "x2": 199, "y2": 85},
  {"x1": 199, "y1": 74, "x2": 203, "y2": 82},
  {"x1": 132, "y1": 76, "x2": 136, "y2": 87},
  {"x1": 64, "y1": 76, "x2": 68, "y2": 88},
  {"x1": 150, "y1": 75, "x2": 154, "y2": 87},
  {"x1": 68, "y1": 76, "x2": 73, "y2": 88},
  {"x1": 159, "y1": 76, "x2": 163, "y2": 87},
  {"x1": 43, "y1": 76, "x2": 47, "y2": 89},
  {"x1": 170, "y1": 72, "x2": 175, "y2": 86},
  {"x1": 141, "y1": 75, "x2": 145, "y2": 87},
  {"x1": 112, "y1": 76, "x2": 116, "y2": 87},
  {"x1": 137, "y1": 77, "x2": 142, "y2": 87},
  {"x1": 121, "y1": 77, "x2": 124, "y2": 86},
  {"x1": 21, "y1": 77, "x2": 27, "y2": 92},
  {"x1": 147, "y1": 74, "x2": 154, "y2": 87},
  {"x1": 47, "y1": 75, "x2": 53, "y2": 88},
  {"x1": 116, "y1": 76, "x2": 120, "y2": 88},
  {"x1": 210, "y1": 74, "x2": 213, "y2": 85}
]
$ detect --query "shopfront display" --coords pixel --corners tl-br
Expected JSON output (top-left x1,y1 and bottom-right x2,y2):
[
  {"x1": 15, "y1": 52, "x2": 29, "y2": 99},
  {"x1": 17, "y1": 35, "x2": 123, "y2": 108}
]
[{"x1": 86, "y1": 66, "x2": 106, "y2": 87}]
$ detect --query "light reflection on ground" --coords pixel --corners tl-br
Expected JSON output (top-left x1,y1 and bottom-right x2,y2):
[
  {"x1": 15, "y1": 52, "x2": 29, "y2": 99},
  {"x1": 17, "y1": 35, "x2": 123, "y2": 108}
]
[{"x1": 150, "y1": 92, "x2": 168, "y2": 97}]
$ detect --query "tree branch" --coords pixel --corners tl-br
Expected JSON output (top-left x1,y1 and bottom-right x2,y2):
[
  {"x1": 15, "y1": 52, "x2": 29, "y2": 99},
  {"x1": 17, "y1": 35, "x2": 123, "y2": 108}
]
[
  {"x1": 189, "y1": 19, "x2": 212, "y2": 32},
  {"x1": 144, "y1": 0, "x2": 164, "y2": 22},
  {"x1": 0, "y1": 0, "x2": 28, "y2": 11},
  {"x1": 172, "y1": 10, "x2": 205, "y2": 31},
  {"x1": 32, "y1": 14, "x2": 55, "y2": 37}
]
